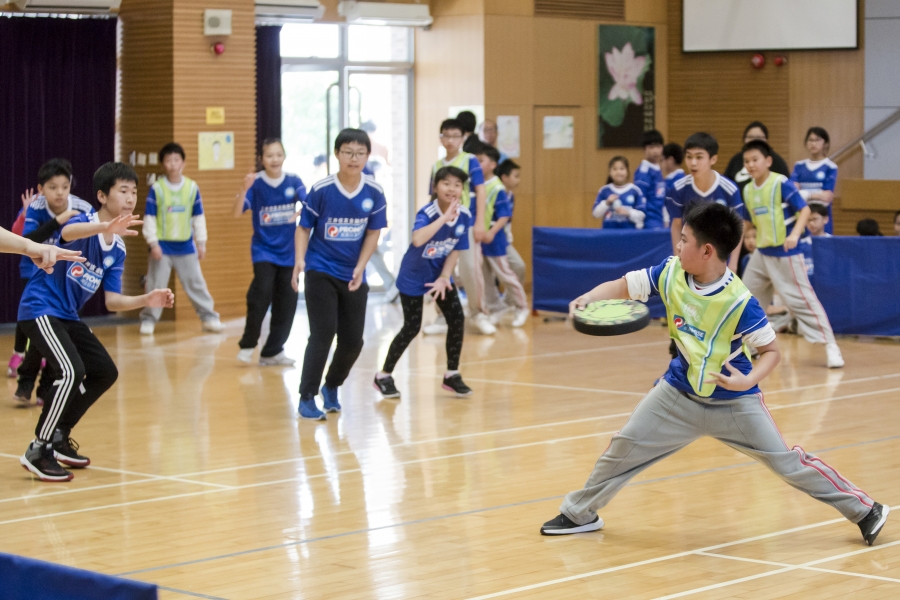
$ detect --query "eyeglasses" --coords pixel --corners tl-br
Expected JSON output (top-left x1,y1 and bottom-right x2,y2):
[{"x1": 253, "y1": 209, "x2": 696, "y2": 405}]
[
  {"x1": 440, "y1": 133, "x2": 462, "y2": 140},
  {"x1": 339, "y1": 150, "x2": 369, "y2": 160}
]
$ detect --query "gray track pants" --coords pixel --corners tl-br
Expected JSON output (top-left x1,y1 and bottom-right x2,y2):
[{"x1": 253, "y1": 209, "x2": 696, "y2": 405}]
[
  {"x1": 140, "y1": 252, "x2": 219, "y2": 324},
  {"x1": 455, "y1": 229, "x2": 485, "y2": 316},
  {"x1": 741, "y1": 252, "x2": 835, "y2": 345},
  {"x1": 483, "y1": 244, "x2": 526, "y2": 310},
  {"x1": 560, "y1": 381, "x2": 873, "y2": 525}
]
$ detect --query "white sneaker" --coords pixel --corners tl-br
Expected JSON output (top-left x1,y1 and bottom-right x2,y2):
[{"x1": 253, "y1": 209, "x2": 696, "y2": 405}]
[
  {"x1": 511, "y1": 308, "x2": 530, "y2": 328},
  {"x1": 259, "y1": 351, "x2": 295, "y2": 366},
  {"x1": 139, "y1": 321, "x2": 155, "y2": 335},
  {"x1": 202, "y1": 319, "x2": 225, "y2": 333},
  {"x1": 488, "y1": 306, "x2": 511, "y2": 325},
  {"x1": 826, "y1": 343, "x2": 844, "y2": 368},
  {"x1": 423, "y1": 316, "x2": 448, "y2": 335},
  {"x1": 237, "y1": 348, "x2": 254, "y2": 363},
  {"x1": 473, "y1": 313, "x2": 497, "y2": 335}
]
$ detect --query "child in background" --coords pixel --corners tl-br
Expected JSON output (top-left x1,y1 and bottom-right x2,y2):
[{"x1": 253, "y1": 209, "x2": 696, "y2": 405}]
[
  {"x1": 474, "y1": 145, "x2": 529, "y2": 327},
  {"x1": 857, "y1": 219, "x2": 883, "y2": 236},
  {"x1": 483, "y1": 159, "x2": 526, "y2": 313},
  {"x1": 633, "y1": 130, "x2": 666, "y2": 229},
  {"x1": 233, "y1": 138, "x2": 306, "y2": 366},
  {"x1": 737, "y1": 225, "x2": 756, "y2": 279},
  {"x1": 140, "y1": 143, "x2": 223, "y2": 335},
  {"x1": 374, "y1": 166, "x2": 473, "y2": 400},
  {"x1": 18, "y1": 162, "x2": 174, "y2": 482},
  {"x1": 592, "y1": 156, "x2": 646, "y2": 229},
  {"x1": 790, "y1": 127, "x2": 837, "y2": 234},
  {"x1": 740, "y1": 139, "x2": 843, "y2": 368},
  {"x1": 894, "y1": 210, "x2": 900, "y2": 236},
  {"x1": 799, "y1": 203, "x2": 831, "y2": 281},
  {"x1": 294, "y1": 129, "x2": 387, "y2": 420},
  {"x1": 12, "y1": 159, "x2": 94, "y2": 404}
]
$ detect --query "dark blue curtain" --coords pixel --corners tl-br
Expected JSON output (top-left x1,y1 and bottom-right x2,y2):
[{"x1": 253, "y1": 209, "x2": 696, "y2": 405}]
[
  {"x1": 256, "y1": 25, "x2": 282, "y2": 152},
  {"x1": 0, "y1": 15, "x2": 117, "y2": 324}
]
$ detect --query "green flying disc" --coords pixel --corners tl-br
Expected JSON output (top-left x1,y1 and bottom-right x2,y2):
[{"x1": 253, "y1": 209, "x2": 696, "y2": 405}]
[{"x1": 573, "y1": 300, "x2": 651, "y2": 337}]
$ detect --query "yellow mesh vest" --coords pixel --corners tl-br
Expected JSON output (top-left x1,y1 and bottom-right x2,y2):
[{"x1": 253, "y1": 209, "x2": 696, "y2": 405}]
[
  {"x1": 154, "y1": 177, "x2": 197, "y2": 242},
  {"x1": 742, "y1": 173, "x2": 788, "y2": 249},
  {"x1": 483, "y1": 177, "x2": 504, "y2": 231}
]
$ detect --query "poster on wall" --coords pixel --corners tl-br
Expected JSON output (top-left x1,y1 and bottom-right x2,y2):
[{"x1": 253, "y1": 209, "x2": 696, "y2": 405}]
[
  {"x1": 198, "y1": 132, "x2": 235, "y2": 170},
  {"x1": 543, "y1": 116, "x2": 574, "y2": 149},
  {"x1": 598, "y1": 25, "x2": 655, "y2": 148},
  {"x1": 496, "y1": 115, "x2": 520, "y2": 158}
]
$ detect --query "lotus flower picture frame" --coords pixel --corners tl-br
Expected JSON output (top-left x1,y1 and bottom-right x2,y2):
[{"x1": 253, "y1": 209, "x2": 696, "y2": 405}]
[{"x1": 598, "y1": 25, "x2": 656, "y2": 148}]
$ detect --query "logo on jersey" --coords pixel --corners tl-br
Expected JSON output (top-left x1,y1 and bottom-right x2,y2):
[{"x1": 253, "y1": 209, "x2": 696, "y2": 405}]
[
  {"x1": 753, "y1": 206, "x2": 769, "y2": 215},
  {"x1": 258, "y1": 204, "x2": 296, "y2": 226},
  {"x1": 166, "y1": 206, "x2": 186, "y2": 213},
  {"x1": 103, "y1": 256, "x2": 115, "y2": 268},
  {"x1": 683, "y1": 302, "x2": 702, "y2": 323},
  {"x1": 361, "y1": 198, "x2": 374, "y2": 212},
  {"x1": 816, "y1": 171, "x2": 825, "y2": 180},
  {"x1": 422, "y1": 238, "x2": 458, "y2": 260},
  {"x1": 455, "y1": 224, "x2": 465, "y2": 237},
  {"x1": 673, "y1": 314, "x2": 706, "y2": 341},
  {"x1": 715, "y1": 199, "x2": 727, "y2": 206},
  {"x1": 285, "y1": 187, "x2": 296, "y2": 199},
  {"x1": 67, "y1": 261, "x2": 102, "y2": 294},
  {"x1": 324, "y1": 219, "x2": 366, "y2": 241}
]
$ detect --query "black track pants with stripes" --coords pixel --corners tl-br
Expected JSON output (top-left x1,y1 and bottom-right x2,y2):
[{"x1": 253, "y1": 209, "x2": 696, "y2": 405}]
[{"x1": 18, "y1": 316, "x2": 118, "y2": 441}]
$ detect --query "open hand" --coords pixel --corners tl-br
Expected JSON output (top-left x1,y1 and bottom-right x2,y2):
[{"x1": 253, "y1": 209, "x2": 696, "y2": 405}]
[
  {"x1": 243, "y1": 172, "x2": 256, "y2": 192},
  {"x1": 705, "y1": 361, "x2": 754, "y2": 391},
  {"x1": 196, "y1": 243, "x2": 206, "y2": 260},
  {"x1": 145, "y1": 288, "x2": 175, "y2": 309},
  {"x1": 21, "y1": 188, "x2": 37, "y2": 209},
  {"x1": 425, "y1": 276, "x2": 453, "y2": 301},
  {"x1": 442, "y1": 200, "x2": 461, "y2": 222},
  {"x1": 106, "y1": 214, "x2": 143, "y2": 237},
  {"x1": 29, "y1": 244, "x2": 85, "y2": 274}
]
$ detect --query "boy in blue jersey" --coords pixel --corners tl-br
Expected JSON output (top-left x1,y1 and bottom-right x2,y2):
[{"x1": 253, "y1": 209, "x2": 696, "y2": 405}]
[
  {"x1": 790, "y1": 127, "x2": 838, "y2": 235},
  {"x1": 799, "y1": 203, "x2": 831, "y2": 281},
  {"x1": 233, "y1": 138, "x2": 306, "y2": 366},
  {"x1": 666, "y1": 132, "x2": 743, "y2": 270},
  {"x1": 740, "y1": 140, "x2": 843, "y2": 368},
  {"x1": 592, "y1": 156, "x2": 647, "y2": 229},
  {"x1": 374, "y1": 166, "x2": 474, "y2": 399},
  {"x1": 661, "y1": 142, "x2": 685, "y2": 229},
  {"x1": 633, "y1": 130, "x2": 666, "y2": 229},
  {"x1": 541, "y1": 203, "x2": 888, "y2": 546},
  {"x1": 13, "y1": 159, "x2": 94, "y2": 405},
  {"x1": 294, "y1": 129, "x2": 387, "y2": 420},
  {"x1": 18, "y1": 163, "x2": 175, "y2": 482},
  {"x1": 140, "y1": 143, "x2": 223, "y2": 336}
]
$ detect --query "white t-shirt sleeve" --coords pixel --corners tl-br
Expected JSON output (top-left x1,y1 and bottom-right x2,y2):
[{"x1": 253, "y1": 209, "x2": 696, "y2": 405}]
[
  {"x1": 624, "y1": 269, "x2": 652, "y2": 302},
  {"x1": 743, "y1": 323, "x2": 776, "y2": 348}
]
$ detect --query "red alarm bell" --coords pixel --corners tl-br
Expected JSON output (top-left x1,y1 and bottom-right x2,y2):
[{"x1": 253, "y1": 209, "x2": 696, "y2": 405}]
[
  {"x1": 212, "y1": 42, "x2": 225, "y2": 55},
  {"x1": 773, "y1": 55, "x2": 786, "y2": 67},
  {"x1": 751, "y1": 53, "x2": 765, "y2": 69}
]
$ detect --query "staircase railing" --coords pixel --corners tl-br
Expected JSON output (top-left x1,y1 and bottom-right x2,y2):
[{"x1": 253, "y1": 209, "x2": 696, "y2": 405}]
[{"x1": 830, "y1": 106, "x2": 900, "y2": 163}]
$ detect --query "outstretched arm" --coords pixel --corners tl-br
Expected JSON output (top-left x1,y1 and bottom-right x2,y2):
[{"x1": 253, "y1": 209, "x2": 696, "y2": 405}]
[
  {"x1": 568, "y1": 278, "x2": 629, "y2": 317},
  {"x1": 105, "y1": 288, "x2": 174, "y2": 313},
  {"x1": 0, "y1": 226, "x2": 84, "y2": 274},
  {"x1": 61, "y1": 214, "x2": 142, "y2": 242}
]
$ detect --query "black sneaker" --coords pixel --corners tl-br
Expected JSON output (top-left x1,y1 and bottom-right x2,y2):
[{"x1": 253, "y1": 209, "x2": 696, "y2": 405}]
[
  {"x1": 20, "y1": 441, "x2": 73, "y2": 482},
  {"x1": 858, "y1": 502, "x2": 890, "y2": 546},
  {"x1": 540, "y1": 513, "x2": 604, "y2": 535},
  {"x1": 373, "y1": 375, "x2": 401, "y2": 399},
  {"x1": 52, "y1": 429, "x2": 90, "y2": 468},
  {"x1": 442, "y1": 374, "x2": 473, "y2": 397},
  {"x1": 13, "y1": 380, "x2": 33, "y2": 405}
]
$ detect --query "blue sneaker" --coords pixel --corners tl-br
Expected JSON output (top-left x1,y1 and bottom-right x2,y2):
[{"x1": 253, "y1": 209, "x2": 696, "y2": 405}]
[
  {"x1": 321, "y1": 385, "x2": 341, "y2": 413},
  {"x1": 298, "y1": 398, "x2": 326, "y2": 421}
]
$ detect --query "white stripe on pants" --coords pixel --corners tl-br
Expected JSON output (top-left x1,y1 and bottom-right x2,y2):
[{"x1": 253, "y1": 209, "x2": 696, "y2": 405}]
[
  {"x1": 483, "y1": 255, "x2": 527, "y2": 310},
  {"x1": 741, "y1": 252, "x2": 835, "y2": 345},
  {"x1": 35, "y1": 316, "x2": 76, "y2": 441},
  {"x1": 455, "y1": 228, "x2": 486, "y2": 316}
]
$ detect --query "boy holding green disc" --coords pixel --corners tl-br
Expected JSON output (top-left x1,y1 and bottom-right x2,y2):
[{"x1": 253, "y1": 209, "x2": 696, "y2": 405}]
[{"x1": 541, "y1": 203, "x2": 888, "y2": 546}]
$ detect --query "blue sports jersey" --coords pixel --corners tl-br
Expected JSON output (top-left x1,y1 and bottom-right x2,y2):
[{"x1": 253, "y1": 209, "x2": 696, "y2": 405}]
[
  {"x1": 665, "y1": 169, "x2": 685, "y2": 189},
  {"x1": 634, "y1": 160, "x2": 665, "y2": 229},
  {"x1": 790, "y1": 159, "x2": 838, "y2": 234},
  {"x1": 593, "y1": 183, "x2": 646, "y2": 229},
  {"x1": 145, "y1": 177, "x2": 204, "y2": 255},
  {"x1": 242, "y1": 172, "x2": 306, "y2": 267},
  {"x1": 19, "y1": 195, "x2": 94, "y2": 279},
  {"x1": 642, "y1": 258, "x2": 769, "y2": 400},
  {"x1": 739, "y1": 176, "x2": 807, "y2": 258},
  {"x1": 482, "y1": 179, "x2": 513, "y2": 257},
  {"x1": 665, "y1": 172, "x2": 743, "y2": 221},
  {"x1": 18, "y1": 213, "x2": 126, "y2": 322},
  {"x1": 396, "y1": 201, "x2": 471, "y2": 296},
  {"x1": 301, "y1": 174, "x2": 388, "y2": 282}
]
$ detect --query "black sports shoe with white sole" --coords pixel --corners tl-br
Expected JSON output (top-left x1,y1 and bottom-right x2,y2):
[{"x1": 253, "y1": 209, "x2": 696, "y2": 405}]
[
  {"x1": 20, "y1": 441, "x2": 73, "y2": 482},
  {"x1": 540, "y1": 513, "x2": 604, "y2": 535},
  {"x1": 858, "y1": 502, "x2": 890, "y2": 546},
  {"x1": 373, "y1": 375, "x2": 401, "y2": 398},
  {"x1": 442, "y1": 374, "x2": 473, "y2": 397},
  {"x1": 52, "y1": 429, "x2": 90, "y2": 468}
]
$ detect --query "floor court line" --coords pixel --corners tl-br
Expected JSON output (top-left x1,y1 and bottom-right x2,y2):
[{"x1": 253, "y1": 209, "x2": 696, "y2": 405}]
[
  {"x1": 110, "y1": 434, "x2": 900, "y2": 579},
  {"x1": 467, "y1": 505, "x2": 900, "y2": 600},
  {"x1": 696, "y1": 551, "x2": 900, "y2": 584},
  {"x1": 655, "y1": 540, "x2": 900, "y2": 599},
  {"x1": 0, "y1": 476, "x2": 166, "y2": 504},
  {"x1": 155, "y1": 585, "x2": 229, "y2": 600}
]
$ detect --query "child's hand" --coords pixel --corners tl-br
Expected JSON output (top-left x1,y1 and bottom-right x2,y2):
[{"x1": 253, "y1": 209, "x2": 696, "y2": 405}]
[
  {"x1": 29, "y1": 243, "x2": 84, "y2": 274},
  {"x1": 425, "y1": 276, "x2": 453, "y2": 301},
  {"x1": 196, "y1": 243, "x2": 206, "y2": 260},
  {"x1": 145, "y1": 288, "x2": 175, "y2": 309},
  {"x1": 149, "y1": 244, "x2": 163, "y2": 261},
  {"x1": 705, "y1": 362, "x2": 754, "y2": 391},
  {"x1": 21, "y1": 188, "x2": 36, "y2": 209},
  {"x1": 242, "y1": 172, "x2": 256, "y2": 192},
  {"x1": 568, "y1": 293, "x2": 593, "y2": 318},
  {"x1": 473, "y1": 223, "x2": 486, "y2": 243},
  {"x1": 106, "y1": 214, "x2": 143, "y2": 237},
  {"x1": 348, "y1": 265, "x2": 364, "y2": 291},
  {"x1": 56, "y1": 209, "x2": 80, "y2": 225},
  {"x1": 606, "y1": 194, "x2": 619, "y2": 205},
  {"x1": 442, "y1": 200, "x2": 461, "y2": 222},
  {"x1": 482, "y1": 229, "x2": 495, "y2": 243},
  {"x1": 783, "y1": 233, "x2": 800, "y2": 252},
  {"x1": 291, "y1": 259, "x2": 305, "y2": 292}
]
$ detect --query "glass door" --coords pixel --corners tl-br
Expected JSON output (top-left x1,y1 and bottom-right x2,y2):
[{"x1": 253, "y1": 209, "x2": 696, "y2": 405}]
[{"x1": 280, "y1": 24, "x2": 414, "y2": 292}]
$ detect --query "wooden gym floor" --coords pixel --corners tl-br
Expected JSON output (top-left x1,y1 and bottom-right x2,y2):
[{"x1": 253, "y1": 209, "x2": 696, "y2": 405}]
[{"x1": 1, "y1": 299, "x2": 898, "y2": 599}]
